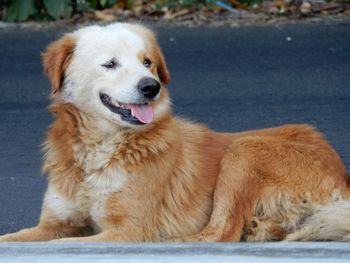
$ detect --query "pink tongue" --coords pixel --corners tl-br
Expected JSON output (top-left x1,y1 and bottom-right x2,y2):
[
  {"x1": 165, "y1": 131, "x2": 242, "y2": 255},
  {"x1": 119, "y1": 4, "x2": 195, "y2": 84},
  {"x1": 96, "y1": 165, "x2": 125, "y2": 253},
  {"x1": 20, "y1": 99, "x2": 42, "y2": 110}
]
[{"x1": 126, "y1": 104, "x2": 154, "y2": 124}]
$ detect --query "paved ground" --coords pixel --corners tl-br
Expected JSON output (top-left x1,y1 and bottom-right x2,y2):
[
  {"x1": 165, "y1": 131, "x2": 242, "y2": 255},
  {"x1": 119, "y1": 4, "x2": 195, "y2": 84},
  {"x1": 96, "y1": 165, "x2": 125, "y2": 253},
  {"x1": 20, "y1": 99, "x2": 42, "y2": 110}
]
[
  {"x1": 0, "y1": 22, "x2": 349, "y2": 238},
  {"x1": 1, "y1": 242, "x2": 350, "y2": 262}
]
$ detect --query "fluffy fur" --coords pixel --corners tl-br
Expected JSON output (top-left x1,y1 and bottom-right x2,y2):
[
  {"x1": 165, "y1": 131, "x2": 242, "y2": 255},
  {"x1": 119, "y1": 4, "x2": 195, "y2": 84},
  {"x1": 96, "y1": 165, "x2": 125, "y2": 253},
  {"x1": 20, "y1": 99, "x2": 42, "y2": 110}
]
[{"x1": 1, "y1": 23, "x2": 350, "y2": 242}]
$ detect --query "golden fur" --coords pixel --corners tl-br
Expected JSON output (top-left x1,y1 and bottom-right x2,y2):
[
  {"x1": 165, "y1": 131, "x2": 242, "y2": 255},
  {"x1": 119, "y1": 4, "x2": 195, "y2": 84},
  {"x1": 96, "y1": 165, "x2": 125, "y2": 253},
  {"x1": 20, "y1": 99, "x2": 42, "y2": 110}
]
[{"x1": 1, "y1": 23, "x2": 349, "y2": 242}]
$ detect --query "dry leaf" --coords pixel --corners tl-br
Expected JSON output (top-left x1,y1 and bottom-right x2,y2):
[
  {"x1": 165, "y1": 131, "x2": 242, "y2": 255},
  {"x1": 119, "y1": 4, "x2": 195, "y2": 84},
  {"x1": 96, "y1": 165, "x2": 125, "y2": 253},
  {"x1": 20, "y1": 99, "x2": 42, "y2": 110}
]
[
  {"x1": 94, "y1": 10, "x2": 116, "y2": 21},
  {"x1": 132, "y1": 0, "x2": 143, "y2": 16},
  {"x1": 300, "y1": 1, "x2": 312, "y2": 14}
]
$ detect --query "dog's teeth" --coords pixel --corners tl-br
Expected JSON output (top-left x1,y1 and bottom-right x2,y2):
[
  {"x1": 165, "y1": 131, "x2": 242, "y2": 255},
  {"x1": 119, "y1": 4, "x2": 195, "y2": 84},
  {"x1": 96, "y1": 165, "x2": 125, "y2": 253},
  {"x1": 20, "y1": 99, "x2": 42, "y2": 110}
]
[{"x1": 110, "y1": 98, "x2": 120, "y2": 107}]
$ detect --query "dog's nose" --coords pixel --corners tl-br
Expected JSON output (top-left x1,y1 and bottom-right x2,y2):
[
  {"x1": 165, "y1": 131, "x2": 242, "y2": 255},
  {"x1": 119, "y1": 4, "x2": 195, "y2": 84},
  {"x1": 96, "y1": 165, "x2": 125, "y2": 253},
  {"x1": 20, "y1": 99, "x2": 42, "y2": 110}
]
[{"x1": 137, "y1": 78, "x2": 160, "y2": 99}]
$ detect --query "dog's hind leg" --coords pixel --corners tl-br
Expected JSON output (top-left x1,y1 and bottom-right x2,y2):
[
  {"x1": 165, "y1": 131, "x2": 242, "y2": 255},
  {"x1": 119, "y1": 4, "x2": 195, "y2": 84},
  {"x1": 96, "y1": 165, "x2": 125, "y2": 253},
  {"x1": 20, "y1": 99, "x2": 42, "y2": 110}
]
[{"x1": 170, "y1": 149, "x2": 260, "y2": 242}]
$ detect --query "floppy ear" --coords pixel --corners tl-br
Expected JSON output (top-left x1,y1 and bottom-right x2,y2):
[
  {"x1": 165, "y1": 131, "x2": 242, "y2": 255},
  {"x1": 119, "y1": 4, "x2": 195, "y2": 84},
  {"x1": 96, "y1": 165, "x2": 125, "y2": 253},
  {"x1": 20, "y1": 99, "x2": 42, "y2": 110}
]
[
  {"x1": 42, "y1": 35, "x2": 75, "y2": 94},
  {"x1": 153, "y1": 44, "x2": 170, "y2": 85}
]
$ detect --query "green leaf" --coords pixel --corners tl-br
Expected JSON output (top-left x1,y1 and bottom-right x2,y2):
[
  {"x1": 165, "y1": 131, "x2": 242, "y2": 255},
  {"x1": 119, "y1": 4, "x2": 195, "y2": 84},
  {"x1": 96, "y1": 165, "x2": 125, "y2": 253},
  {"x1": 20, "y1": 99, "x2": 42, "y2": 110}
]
[
  {"x1": 100, "y1": 0, "x2": 109, "y2": 7},
  {"x1": 43, "y1": 0, "x2": 72, "y2": 20},
  {"x1": 4, "y1": 0, "x2": 36, "y2": 22},
  {"x1": 99, "y1": 0, "x2": 117, "y2": 8},
  {"x1": 127, "y1": 0, "x2": 134, "y2": 9},
  {"x1": 87, "y1": 0, "x2": 98, "y2": 9}
]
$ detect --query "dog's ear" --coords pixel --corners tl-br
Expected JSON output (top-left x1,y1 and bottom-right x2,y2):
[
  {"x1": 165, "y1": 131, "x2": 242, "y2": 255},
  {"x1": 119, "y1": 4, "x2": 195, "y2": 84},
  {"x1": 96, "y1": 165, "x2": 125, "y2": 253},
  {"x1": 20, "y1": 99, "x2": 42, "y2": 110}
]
[
  {"x1": 153, "y1": 44, "x2": 170, "y2": 85},
  {"x1": 42, "y1": 35, "x2": 75, "y2": 94}
]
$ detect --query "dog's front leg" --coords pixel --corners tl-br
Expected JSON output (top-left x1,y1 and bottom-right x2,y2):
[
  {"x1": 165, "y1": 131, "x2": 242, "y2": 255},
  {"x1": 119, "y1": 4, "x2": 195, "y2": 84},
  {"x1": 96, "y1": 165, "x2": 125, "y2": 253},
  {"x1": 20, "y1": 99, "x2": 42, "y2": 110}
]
[
  {"x1": 0, "y1": 205, "x2": 91, "y2": 242},
  {"x1": 52, "y1": 229, "x2": 138, "y2": 242},
  {"x1": 0, "y1": 223, "x2": 88, "y2": 242},
  {"x1": 0, "y1": 185, "x2": 90, "y2": 242},
  {"x1": 0, "y1": 226, "x2": 55, "y2": 242}
]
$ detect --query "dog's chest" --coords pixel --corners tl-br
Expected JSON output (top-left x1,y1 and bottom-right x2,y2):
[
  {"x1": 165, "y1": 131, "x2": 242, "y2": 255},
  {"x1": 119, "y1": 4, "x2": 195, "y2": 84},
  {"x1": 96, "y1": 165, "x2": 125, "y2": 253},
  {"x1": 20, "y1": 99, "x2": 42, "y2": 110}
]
[
  {"x1": 84, "y1": 166, "x2": 126, "y2": 230},
  {"x1": 78, "y1": 141, "x2": 127, "y2": 225},
  {"x1": 47, "y1": 141, "x2": 127, "y2": 230}
]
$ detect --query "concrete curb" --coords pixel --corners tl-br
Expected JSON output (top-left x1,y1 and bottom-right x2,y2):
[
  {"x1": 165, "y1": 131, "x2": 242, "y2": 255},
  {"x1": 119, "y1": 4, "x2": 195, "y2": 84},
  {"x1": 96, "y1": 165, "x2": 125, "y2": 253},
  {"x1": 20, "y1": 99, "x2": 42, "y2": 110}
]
[{"x1": 0, "y1": 242, "x2": 349, "y2": 262}]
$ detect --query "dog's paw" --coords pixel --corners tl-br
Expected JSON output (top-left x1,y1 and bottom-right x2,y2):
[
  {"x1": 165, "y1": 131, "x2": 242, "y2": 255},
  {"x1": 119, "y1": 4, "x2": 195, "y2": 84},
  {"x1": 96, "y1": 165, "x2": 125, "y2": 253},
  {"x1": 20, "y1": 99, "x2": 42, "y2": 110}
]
[
  {"x1": 244, "y1": 216, "x2": 285, "y2": 242},
  {"x1": 165, "y1": 237, "x2": 185, "y2": 242},
  {"x1": 0, "y1": 234, "x2": 17, "y2": 242},
  {"x1": 50, "y1": 237, "x2": 86, "y2": 242},
  {"x1": 0, "y1": 235, "x2": 8, "y2": 242},
  {"x1": 284, "y1": 228, "x2": 310, "y2": 241}
]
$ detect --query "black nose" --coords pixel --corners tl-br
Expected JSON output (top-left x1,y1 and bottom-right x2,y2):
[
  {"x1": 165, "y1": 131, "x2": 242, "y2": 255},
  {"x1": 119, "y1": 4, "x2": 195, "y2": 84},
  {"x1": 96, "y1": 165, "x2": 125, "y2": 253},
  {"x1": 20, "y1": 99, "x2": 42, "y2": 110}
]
[{"x1": 137, "y1": 78, "x2": 160, "y2": 99}]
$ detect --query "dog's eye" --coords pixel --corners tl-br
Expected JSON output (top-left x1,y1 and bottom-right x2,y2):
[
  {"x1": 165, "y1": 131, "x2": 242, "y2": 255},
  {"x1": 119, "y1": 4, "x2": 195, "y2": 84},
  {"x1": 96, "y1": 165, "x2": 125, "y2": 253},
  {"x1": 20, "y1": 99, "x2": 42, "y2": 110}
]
[
  {"x1": 143, "y1": 58, "x2": 152, "y2": 68},
  {"x1": 102, "y1": 60, "x2": 118, "y2": 69}
]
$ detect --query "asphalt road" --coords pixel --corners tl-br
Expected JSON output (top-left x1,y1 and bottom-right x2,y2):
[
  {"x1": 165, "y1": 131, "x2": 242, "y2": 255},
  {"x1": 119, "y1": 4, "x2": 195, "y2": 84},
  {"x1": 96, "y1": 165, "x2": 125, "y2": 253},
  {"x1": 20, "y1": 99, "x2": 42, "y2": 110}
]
[{"x1": 0, "y1": 22, "x2": 349, "y2": 236}]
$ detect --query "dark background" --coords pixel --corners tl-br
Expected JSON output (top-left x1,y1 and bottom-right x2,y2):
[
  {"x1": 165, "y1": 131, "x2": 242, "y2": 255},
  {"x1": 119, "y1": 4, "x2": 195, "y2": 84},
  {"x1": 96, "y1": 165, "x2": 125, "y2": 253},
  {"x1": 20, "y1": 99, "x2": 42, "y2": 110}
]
[{"x1": 0, "y1": 23, "x2": 349, "y2": 235}]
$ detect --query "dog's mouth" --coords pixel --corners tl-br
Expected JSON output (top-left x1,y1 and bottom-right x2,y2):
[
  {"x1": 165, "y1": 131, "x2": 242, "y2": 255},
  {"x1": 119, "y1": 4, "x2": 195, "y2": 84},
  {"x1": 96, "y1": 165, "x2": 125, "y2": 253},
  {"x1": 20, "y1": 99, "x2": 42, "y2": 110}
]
[{"x1": 100, "y1": 93, "x2": 154, "y2": 125}]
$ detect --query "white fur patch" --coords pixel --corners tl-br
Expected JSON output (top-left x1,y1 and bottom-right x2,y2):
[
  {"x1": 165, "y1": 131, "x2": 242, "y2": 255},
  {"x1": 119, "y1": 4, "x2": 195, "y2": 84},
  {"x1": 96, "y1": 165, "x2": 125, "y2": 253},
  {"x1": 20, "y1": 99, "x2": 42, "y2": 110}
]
[
  {"x1": 45, "y1": 185, "x2": 80, "y2": 222},
  {"x1": 86, "y1": 168, "x2": 127, "y2": 231},
  {"x1": 45, "y1": 135, "x2": 128, "y2": 232},
  {"x1": 74, "y1": 136, "x2": 127, "y2": 230}
]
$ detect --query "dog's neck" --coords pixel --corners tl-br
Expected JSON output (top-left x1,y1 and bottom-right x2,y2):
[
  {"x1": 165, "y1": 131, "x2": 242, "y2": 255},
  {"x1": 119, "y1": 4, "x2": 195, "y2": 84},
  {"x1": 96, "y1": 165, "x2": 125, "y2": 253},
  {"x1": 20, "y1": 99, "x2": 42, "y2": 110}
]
[{"x1": 46, "y1": 103, "x2": 176, "y2": 173}]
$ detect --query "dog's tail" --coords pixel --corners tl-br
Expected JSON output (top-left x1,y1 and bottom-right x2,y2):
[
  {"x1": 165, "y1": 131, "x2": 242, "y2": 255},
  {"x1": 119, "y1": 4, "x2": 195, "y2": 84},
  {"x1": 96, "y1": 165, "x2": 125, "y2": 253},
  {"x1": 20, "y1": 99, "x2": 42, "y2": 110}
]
[
  {"x1": 285, "y1": 172, "x2": 350, "y2": 241},
  {"x1": 286, "y1": 198, "x2": 350, "y2": 241}
]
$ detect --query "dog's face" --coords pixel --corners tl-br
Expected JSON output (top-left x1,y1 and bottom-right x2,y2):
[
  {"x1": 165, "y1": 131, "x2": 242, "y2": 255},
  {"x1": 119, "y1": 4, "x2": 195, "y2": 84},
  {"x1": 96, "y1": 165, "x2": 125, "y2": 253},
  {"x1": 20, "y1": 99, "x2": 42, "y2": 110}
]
[{"x1": 42, "y1": 23, "x2": 171, "y2": 128}]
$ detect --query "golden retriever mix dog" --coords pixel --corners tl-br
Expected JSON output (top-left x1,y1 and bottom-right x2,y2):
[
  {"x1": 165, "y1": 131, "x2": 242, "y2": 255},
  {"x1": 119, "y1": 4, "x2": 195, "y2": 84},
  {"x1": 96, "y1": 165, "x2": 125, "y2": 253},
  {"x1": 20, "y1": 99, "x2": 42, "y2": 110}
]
[{"x1": 1, "y1": 23, "x2": 350, "y2": 242}]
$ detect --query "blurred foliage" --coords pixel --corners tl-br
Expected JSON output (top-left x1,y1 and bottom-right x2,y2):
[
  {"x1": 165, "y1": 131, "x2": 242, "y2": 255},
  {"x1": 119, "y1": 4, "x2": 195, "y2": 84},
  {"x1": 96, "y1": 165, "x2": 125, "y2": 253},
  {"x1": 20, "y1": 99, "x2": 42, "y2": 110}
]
[
  {"x1": 0, "y1": 0, "x2": 118, "y2": 22},
  {"x1": 155, "y1": 0, "x2": 217, "y2": 9},
  {"x1": 1, "y1": 0, "x2": 347, "y2": 22},
  {"x1": 0, "y1": 0, "x2": 255, "y2": 22}
]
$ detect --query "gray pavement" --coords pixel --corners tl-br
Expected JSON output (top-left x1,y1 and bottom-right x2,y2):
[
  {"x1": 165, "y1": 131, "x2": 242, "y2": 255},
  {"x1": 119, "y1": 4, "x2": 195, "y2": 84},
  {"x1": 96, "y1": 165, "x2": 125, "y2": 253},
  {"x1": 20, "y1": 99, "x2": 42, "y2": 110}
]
[
  {"x1": 0, "y1": 22, "x2": 350, "y2": 256},
  {"x1": 1, "y1": 242, "x2": 350, "y2": 262}
]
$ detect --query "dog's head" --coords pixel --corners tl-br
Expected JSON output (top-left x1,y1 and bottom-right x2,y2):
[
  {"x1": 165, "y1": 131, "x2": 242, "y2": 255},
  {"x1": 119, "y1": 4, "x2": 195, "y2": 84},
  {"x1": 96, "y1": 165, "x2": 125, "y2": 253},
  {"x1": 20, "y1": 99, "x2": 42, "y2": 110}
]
[{"x1": 42, "y1": 23, "x2": 171, "y2": 128}]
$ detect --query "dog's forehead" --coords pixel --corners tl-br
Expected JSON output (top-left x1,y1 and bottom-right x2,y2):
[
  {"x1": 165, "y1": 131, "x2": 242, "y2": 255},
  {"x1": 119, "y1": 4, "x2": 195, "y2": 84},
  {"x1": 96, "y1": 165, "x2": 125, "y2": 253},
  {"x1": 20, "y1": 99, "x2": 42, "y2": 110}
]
[{"x1": 74, "y1": 25, "x2": 147, "y2": 57}]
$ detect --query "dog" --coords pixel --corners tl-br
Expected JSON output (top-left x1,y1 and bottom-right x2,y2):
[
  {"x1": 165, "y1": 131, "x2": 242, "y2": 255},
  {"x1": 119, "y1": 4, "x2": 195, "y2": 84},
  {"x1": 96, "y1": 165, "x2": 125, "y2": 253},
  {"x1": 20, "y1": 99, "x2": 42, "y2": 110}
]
[{"x1": 1, "y1": 23, "x2": 349, "y2": 242}]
